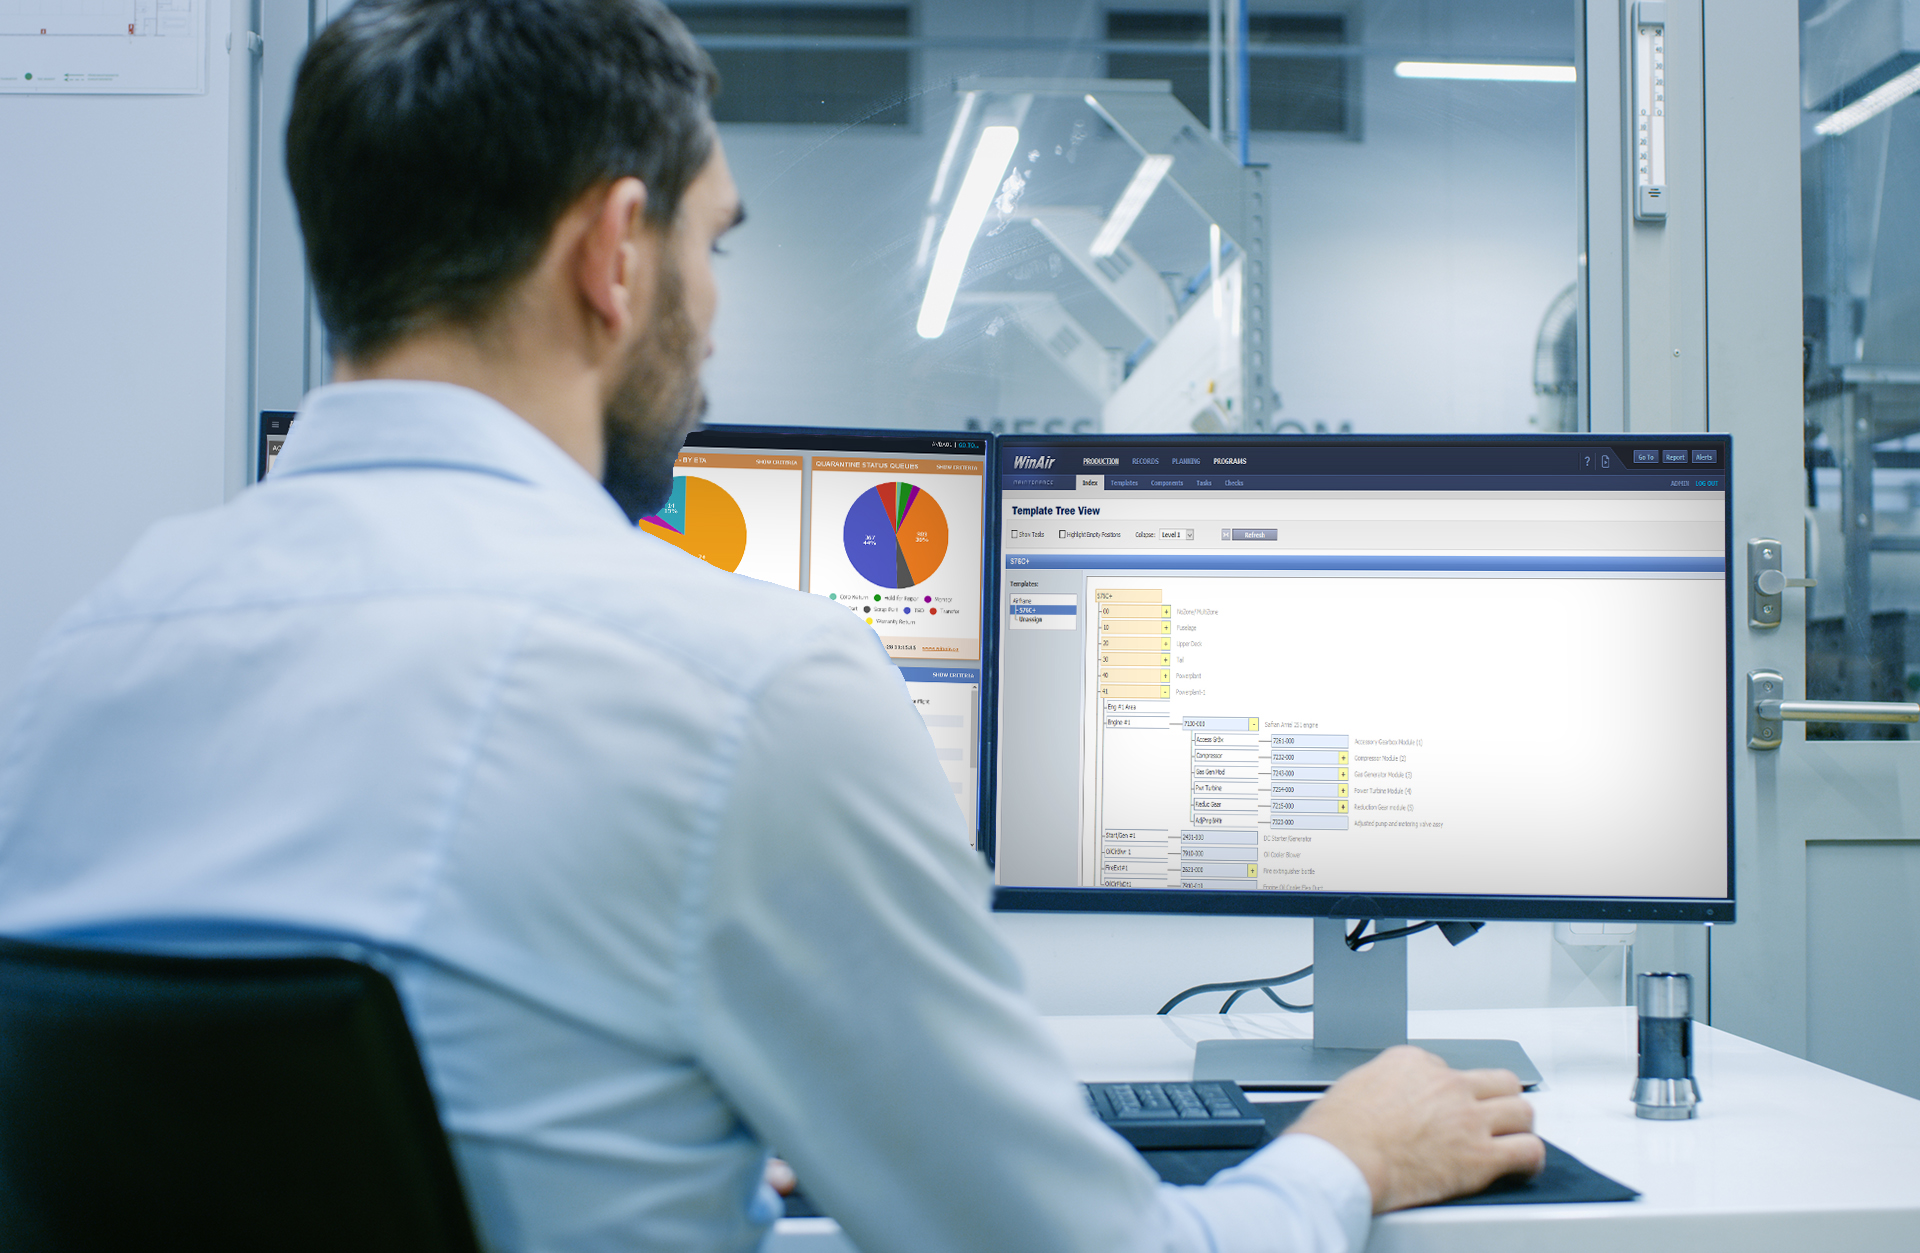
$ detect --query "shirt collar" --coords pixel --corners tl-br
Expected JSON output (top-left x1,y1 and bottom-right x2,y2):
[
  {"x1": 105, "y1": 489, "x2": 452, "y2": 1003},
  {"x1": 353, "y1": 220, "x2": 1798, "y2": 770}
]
[{"x1": 272, "y1": 380, "x2": 630, "y2": 525}]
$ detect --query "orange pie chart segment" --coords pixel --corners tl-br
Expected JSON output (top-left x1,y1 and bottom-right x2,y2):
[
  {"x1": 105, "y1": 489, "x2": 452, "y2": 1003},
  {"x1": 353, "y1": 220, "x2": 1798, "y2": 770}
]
[
  {"x1": 639, "y1": 476, "x2": 748, "y2": 573},
  {"x1": 893, "y1": 483, "x2": 949, "y2": 585}
]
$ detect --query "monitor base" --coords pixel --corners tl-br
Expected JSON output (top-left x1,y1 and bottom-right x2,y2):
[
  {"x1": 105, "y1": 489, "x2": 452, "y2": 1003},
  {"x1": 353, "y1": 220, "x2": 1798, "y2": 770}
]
[{"x1": 1192, "y1": 1037, "x2": 1543, "y2": 1090}]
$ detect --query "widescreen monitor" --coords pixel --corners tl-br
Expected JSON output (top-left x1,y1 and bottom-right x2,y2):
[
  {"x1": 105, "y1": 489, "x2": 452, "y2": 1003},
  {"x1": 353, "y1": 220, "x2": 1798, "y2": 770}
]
[
  {"x1": 982, "y1": 434, "x2": 1733, "y2": 1081},
  {"x1": 666, "y1": 426, "x2": 990, "y2": 834}
]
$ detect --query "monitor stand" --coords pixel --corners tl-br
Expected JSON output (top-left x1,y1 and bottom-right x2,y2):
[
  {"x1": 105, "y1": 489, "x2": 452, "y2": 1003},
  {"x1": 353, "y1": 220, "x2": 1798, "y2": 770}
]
[{"x1": 1191, "y1": 919, "x2": 1542, "y2": 1090}]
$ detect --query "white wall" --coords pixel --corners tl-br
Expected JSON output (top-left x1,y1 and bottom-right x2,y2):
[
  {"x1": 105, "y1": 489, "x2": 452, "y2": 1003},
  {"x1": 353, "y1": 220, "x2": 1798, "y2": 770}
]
[
  {"x1": 992, "y1": 913, "x2": 1639, "y2": 1017},
  {"x1": 0, "y1": 1, "x2": 243, "y2": 698}
]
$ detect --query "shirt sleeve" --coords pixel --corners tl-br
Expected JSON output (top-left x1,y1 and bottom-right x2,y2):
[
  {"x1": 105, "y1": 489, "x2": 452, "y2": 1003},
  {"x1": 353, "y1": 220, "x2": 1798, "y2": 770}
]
[
  {"x1": 685, "y1": 615, "x2": 1373, "y2": 1253},
  {"x1": 1157, "y1": 1134, "x2": 1373, "y2": 1253}
]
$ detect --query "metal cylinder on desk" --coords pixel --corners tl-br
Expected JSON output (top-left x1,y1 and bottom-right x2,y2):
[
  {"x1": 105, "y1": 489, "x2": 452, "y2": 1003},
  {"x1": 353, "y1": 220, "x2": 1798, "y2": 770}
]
[{"x1": 1633, "y1": 972, "x2": 1701, "y2": 1120}]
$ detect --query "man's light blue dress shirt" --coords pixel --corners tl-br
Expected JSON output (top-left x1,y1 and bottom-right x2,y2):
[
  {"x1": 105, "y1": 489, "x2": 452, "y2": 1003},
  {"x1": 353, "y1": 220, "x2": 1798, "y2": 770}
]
[{"x1": 0, "y1": 381, "x2": 1370, "y2": 1253}]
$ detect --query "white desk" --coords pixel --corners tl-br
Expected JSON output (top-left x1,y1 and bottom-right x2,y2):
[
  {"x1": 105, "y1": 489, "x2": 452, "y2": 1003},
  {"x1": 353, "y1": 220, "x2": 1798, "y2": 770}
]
[{"x1": 769, "y1": 1006, "x2": 1920, "y2": 1252}]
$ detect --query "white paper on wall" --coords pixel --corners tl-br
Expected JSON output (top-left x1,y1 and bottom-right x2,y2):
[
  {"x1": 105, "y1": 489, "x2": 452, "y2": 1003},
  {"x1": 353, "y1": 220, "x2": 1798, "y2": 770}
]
[{"x1": 1, "y1": 0, "x2": 206, "y2": 94}]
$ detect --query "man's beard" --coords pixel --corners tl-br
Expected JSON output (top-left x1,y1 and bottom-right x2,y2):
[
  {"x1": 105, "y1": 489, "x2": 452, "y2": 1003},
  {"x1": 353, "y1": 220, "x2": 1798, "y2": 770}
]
[{"x1": 600, "y1": 256, "x2": 708, "y2": 523}]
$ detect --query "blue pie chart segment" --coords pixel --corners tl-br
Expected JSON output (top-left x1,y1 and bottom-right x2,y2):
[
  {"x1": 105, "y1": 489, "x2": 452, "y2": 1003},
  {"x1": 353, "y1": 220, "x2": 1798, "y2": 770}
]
[{"x1": 844, "y1": 485, "x2": 903, "y2": 586}]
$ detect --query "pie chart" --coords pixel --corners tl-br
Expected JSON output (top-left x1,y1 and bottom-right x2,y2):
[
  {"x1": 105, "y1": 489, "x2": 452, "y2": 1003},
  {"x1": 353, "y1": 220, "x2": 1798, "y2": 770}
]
[
  {"x1": 844, "y1": 482, "x2": 948, "y2": 588},
  {"x1": 640, "y1": 476, "x2": 748, "y2": 572}
]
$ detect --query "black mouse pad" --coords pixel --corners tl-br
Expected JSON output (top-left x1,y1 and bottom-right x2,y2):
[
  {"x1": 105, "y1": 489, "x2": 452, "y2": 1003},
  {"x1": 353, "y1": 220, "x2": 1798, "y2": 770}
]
[
  {"x1": 1141, "y1": 1101, "x2": 1640, "y2": 1206},
  {"x1": 778, "y1": 1099, "x2": 1639, "y2": 1220}
]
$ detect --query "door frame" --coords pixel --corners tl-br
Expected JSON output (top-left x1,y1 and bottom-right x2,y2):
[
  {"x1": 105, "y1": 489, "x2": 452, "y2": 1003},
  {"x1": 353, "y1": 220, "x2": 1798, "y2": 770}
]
[{"x1": 1589, "y1": 0, "x2": 1916, "y2": 1065}]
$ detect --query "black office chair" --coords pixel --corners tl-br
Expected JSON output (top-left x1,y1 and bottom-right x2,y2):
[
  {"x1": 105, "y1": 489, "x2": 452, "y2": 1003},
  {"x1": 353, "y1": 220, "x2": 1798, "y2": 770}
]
[{"x1": 0, "y1": 937, "x2": 482, "y2": 1252}]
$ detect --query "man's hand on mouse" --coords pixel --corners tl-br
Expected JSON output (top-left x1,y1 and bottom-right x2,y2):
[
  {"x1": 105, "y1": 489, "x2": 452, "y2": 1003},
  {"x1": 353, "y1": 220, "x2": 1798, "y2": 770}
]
[{"x1": 1285, "y1": 1044, "x2": 1546, "y2": 1213}]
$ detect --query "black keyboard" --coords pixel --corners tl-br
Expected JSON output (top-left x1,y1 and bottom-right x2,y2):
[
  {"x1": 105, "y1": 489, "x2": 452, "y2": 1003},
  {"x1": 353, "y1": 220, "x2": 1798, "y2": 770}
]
[{"x1": 1084, "y1": 1080, "x2": 1270, "y2": 1149}]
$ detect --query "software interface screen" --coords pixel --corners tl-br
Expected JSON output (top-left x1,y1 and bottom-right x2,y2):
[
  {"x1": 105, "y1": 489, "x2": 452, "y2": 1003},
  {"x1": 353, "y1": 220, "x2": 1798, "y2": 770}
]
[
  {"x1": 653, "y1": 429, "x2": 987, "y2": 830},
  {"x1": 991, "y1": 440, "x2": 1730, "y2": 902}
]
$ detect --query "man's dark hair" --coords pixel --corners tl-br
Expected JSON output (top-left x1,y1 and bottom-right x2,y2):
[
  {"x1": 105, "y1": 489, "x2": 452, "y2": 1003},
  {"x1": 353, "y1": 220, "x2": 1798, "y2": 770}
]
[{"x1": 288, "y1": 0, "x2": 718, "y2": 361}]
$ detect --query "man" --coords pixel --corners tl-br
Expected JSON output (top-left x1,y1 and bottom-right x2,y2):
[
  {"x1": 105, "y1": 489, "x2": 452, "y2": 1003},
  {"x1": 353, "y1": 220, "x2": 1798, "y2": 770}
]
[{"x1": 0, "y1": 1, "x2": 1542, "y2": 1249}]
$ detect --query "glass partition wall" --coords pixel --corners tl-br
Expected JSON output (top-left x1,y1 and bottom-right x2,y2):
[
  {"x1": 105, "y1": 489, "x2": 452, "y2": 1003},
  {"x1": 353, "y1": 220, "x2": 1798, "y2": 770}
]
[
  {"x1": 1800, "y1": 0, "x2": 1920, "y2": 734},
  {"x1": 675, "y1": 0, "x2": 1579, "y2": 437}
]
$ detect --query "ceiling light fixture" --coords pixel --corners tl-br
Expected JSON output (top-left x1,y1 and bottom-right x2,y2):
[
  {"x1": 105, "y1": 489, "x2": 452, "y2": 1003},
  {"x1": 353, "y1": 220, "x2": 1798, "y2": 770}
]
[{"x1": 1395, "y1": 61, "x2": 1576, "y2": 83}]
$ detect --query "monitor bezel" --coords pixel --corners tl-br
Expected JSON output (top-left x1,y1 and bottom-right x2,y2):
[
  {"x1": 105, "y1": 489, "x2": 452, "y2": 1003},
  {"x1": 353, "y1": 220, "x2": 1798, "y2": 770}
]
[
  {"x1": 682, "y1": 425, "x2": 989, "y2": 458},
  {"x1": 981, "y1": 432, "x2": 1736, "y2": 925}
]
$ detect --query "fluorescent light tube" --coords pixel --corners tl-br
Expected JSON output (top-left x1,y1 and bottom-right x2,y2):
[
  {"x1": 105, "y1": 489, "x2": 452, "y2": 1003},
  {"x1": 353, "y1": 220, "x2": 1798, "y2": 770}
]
[
  {"x1": 1395, "y1": 61, "x2": 1576, "y2": 83},
  {"x1": 1090, "y1": 154, "x2": 1174, "y2": 259},
  {"x1": 1815, "y1": 63, "x2": 1920, "y2": 137},
  {"x1": 1209, "y1": 222, "x2": 1223, "y2": 321},
  {"x1": 917, "y1": 91, "x2": 982, "y2": 267},
  {"x1": 917, "y1": 125, "x2": 1020, "y2": 340}
]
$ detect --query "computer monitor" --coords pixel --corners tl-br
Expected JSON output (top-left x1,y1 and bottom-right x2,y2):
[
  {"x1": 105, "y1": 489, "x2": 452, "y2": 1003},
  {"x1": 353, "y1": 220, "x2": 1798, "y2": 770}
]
[
  {"x1": 983, "y1": 433, "x2": 1733, "y2": 1085},
  {"x1": 258, "y1": 411, "x2": 297, "y2": 482},
  {"x1": 666, "y1": 426, "x2": 990, "y2": 835}
]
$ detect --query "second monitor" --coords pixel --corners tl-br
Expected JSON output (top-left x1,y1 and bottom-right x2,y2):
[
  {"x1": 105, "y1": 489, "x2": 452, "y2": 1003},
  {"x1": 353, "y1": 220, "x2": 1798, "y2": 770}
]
[{"x1": 655, "y1": 426, "x2": 990, "y2": 836}]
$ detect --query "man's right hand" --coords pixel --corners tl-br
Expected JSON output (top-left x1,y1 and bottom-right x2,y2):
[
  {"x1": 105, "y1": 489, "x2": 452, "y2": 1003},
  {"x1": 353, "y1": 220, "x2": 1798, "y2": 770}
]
[{"x1": 1284, "y1": 1045, "x2": 1545, "y2": 1213}]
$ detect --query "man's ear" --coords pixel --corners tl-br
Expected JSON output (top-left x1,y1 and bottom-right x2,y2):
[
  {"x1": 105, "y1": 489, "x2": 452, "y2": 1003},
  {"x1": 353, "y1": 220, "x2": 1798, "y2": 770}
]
[{"x1": 575, "y1": 176, "x2": 652, "y2": 339}]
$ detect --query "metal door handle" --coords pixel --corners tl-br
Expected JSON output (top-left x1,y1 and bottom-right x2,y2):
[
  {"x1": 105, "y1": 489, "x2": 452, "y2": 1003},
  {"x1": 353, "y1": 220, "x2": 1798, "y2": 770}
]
[
  {"x1": 1753, "y1": 569, "x2": 1815, "y2": 595},
  {"x1": 1755, "y1": 699, "x2": 1916, "y2": 721},
  {"x1": 1748, "y1": 538, "x2": 1816, "y2": 628},
  {"x1": 1747, "y1": 670, "x2": 1920, "y2": 749}
]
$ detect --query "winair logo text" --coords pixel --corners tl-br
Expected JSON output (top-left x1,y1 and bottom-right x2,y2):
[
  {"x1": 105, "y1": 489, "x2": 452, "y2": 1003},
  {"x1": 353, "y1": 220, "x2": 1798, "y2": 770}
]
[{"x1": 1012, "y1": 455, "x2": 1056, "y2": 469}]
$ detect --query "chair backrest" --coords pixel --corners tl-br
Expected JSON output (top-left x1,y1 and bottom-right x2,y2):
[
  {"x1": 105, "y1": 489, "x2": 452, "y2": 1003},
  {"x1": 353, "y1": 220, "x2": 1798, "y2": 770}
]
[{"x1": 0, "y1": 938, "x2": 482, "y2": 1253}]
